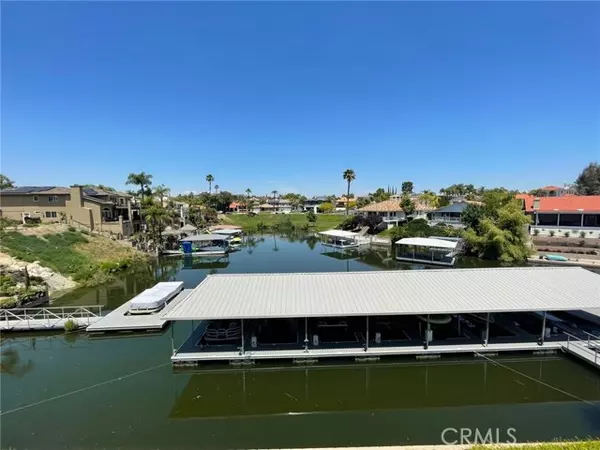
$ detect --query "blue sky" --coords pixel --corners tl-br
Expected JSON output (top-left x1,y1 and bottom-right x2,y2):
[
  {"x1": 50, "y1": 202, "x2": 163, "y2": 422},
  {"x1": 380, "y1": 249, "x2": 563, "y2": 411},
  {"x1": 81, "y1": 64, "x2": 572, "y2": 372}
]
[{"x1": 2, "y1": 2, "x2": 599, "y2": 197}]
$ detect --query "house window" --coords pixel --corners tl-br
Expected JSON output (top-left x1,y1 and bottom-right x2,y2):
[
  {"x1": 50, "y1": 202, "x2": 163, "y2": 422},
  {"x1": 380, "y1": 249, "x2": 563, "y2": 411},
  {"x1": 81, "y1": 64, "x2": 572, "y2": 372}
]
[
  {"x1": 48, "y1": 196, "x2": 58, "y2": 202},
  {"x1": 119, "y1": 198, "x2": 125, "y2": 205},
  {"x1": 45, "y1": 211, "x2": 57, "y2": 218},
  {"x1": 33, "y1": 195, "x2": 39, "y2": 202},
  {"x1": 102, "y1": 208, "x2": 112, "y2": 219}
]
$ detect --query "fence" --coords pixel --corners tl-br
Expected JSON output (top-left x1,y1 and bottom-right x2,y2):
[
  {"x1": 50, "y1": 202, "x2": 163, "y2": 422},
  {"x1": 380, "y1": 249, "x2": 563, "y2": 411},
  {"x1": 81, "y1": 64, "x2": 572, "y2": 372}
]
[{"x1": 0, "y1": 305, "x2": 103, "y2": 330}]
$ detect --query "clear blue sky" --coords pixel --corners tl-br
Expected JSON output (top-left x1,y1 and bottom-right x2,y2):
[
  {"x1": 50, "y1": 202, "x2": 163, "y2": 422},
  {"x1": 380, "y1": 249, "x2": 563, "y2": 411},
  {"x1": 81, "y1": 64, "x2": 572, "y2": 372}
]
[{"x1": 2, "y1": 2, "x2": 599, "y2": 197}]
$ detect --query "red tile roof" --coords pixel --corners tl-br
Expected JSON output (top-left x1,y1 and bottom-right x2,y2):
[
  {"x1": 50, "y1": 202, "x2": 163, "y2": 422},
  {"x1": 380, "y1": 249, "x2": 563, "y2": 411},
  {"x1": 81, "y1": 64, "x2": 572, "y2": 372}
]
[
  {"x1": 516, "y1": 194, "x2": 600, "y2": 213},
  {"x1": 540, "y1": 185, "x2": 563, "y2": 191}
]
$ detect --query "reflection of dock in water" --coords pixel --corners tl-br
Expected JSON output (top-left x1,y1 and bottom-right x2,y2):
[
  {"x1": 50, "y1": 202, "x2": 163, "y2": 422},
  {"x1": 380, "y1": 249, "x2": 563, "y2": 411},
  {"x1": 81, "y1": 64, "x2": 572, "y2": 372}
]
[
  {"x1": 182, "y1": 255, "x2": 230, "y2": 270},
  {"x1": 169, "y1": 357, "x2": 600, "y2": 420}
]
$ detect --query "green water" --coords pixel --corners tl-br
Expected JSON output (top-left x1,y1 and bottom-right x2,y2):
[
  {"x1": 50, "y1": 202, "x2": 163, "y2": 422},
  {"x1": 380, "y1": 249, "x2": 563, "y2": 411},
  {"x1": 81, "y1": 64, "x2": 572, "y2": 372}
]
[{"x1": 2, "y1": 234, "x2": 599, "y2": 449}]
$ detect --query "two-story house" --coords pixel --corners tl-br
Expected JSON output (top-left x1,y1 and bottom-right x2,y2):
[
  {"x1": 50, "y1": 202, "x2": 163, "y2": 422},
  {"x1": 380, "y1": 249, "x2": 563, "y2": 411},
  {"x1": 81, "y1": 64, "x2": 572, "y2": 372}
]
[{"x1": 0, "y1": 185, "x2": 139, "y2": 237}]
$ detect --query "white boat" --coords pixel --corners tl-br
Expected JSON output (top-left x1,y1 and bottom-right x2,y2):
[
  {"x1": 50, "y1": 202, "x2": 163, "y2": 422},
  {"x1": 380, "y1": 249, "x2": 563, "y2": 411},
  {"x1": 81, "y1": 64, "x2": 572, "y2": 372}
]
[
  {"x1": 129, "y1": 281, "x2": 184, "y2": 314},
  {"x1": 395, "y1": 237, "x2": 460, "y2": 267},
  {"x1": 318, "y1": 230, "x2": 370, "y2": 249}
]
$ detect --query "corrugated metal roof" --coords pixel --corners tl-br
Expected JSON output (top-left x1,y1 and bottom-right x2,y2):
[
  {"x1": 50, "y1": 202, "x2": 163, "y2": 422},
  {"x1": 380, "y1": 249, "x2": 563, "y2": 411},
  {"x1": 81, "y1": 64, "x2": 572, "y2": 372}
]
[
  {"x1": 396, "y1": 237, "x2": 458, "y2": 249},
  {"x1": 161, "y1": 267, "x2": 600, "y2": 321}
]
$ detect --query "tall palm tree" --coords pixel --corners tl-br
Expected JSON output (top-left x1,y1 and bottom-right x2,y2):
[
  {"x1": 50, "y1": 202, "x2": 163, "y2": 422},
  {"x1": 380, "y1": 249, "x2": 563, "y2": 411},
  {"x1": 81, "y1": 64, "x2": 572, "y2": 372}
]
[
  {"x1": 206, "y1": 174, "x2": 214, "y2": 194},
  {"x1": 214, "y1": 184, "x2": 219, "y2": 194},
  {"x1": 126, "y1": 172, "x2": 153, "y2": 202},
  {"x1": 271, "y1": 190, "x2": 278, "y2": 199},
  {"x1": 245, "y1": 188, "x2": 252, "y2": 212},
  {"x1": 342, "y1": 169, "x2": 356, "y2": 215},
  {"x1": 153, "y1": 184, "x2": 170, "y2": 207}
]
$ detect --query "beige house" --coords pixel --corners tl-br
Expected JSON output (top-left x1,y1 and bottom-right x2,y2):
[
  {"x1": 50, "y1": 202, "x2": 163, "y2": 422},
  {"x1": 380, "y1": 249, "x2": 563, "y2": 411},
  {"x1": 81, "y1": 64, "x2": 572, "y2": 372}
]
[
  {"x1": 358, "y1": 199, "x2": 406, "y2": 229},
  {"x1": 0, "y1": 185, "x2": 140, "y2": 237}
]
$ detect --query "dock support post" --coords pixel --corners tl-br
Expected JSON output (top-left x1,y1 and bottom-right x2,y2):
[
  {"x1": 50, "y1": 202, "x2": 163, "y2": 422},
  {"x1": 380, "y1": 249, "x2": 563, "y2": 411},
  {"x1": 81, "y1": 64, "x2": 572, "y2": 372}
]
[
  {"x1": 484, "y1": 313, "x2": 490, "y2": 347},
  {"x1": 424, "y1": 315, "x2": 431, "y2": 349},
  {"x1": 304, "y1": 317, "x2": 308, "y2": 352},
  {"x1": 171, "y1": 322, "x2": 175, "y2": 355},
  {"x1": 241, "y1": 319, "x2": 245, "y2": 355},
  {"x1": 365, "y1": 316, "x2": 369, "y2": 351},
  {"x1": 540, "y1": 311, "x2": 547, "y2": 345}
]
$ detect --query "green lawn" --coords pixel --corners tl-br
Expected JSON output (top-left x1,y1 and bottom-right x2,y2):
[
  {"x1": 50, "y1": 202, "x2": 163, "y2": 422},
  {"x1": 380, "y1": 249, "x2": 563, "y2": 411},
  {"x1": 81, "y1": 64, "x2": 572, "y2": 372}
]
[
  {"x1": 222, "y1": 213, "x2": 346, "y2": 232},
  {"x1": 472, "y1": 442, "x2": 599, "y2": 450}
]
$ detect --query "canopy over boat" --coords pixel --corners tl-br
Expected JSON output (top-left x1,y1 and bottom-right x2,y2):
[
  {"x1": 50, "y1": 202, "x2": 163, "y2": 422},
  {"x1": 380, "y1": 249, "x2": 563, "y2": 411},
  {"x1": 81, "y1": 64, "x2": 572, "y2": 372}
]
[
  {"x1": 395, "y1": 237, "x2": 458, "y2": 250},
  {"x1": 318, "y1": 230, "x2": 359, "y2": 238},
  {"x1": 179, "y1": 234, "x2": 229, "y2": 242}
]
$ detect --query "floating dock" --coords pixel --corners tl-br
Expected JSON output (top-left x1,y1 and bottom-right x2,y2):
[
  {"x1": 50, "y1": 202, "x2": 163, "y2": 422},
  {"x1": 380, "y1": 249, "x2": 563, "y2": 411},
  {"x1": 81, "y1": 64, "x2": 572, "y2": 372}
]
[
  {"x1": 86, "y1": 289, "x2": 193, "y2": 333},
  {"x1": 1, "y1": 306, "x2": 103, "y2": 331},
  {"x1": 162, "y1": 267, "x2": 600, "y2": 369}
]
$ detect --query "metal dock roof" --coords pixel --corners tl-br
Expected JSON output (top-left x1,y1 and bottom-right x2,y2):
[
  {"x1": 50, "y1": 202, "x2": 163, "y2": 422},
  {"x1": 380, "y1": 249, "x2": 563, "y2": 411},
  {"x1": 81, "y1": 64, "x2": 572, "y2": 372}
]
[{"x1": 161, "y1": 267, "x2": 600, "y2": 321}]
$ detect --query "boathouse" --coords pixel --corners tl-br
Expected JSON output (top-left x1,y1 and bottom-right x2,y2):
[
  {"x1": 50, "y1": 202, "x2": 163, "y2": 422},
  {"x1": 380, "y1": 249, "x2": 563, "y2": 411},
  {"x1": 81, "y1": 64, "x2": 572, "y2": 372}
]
[{"x1": 161, "y1": 267, "x2": 600, "y2": 366}]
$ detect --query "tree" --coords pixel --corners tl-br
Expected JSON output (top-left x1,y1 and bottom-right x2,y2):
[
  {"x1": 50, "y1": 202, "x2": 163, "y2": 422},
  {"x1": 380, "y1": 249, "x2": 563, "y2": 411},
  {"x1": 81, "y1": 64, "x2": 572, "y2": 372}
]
[
  {"x1": 271, "y1": 190, "x2": 278, "y2": 199},
  {"x1": 206, "y1": 174, "x2": 214, "y2": 194},
  {"x1": 214, "y1": 184, "x2": 220, "y2": 194},
  {"x1": 153, "y1": 184, "x2": 170, "y2": 207},
  {"x1": 307, "y1": 210, "x2": 317, "y2": 225},
  {"x1": 126, "y1": 172, "x2": 153, "y2": 202},
  {"x1": 319, "y1": 202, "x2": 334, "y2": 213},
  {"x1": 144, "y1": 202, "x2": 171, "y2": 248},
  {"x1": 369, "y1": 188, "x2": 390, "y2": 203},
  {"x1": 481, "y1": 188, "x2": 514, "y2": 219},
  {"x1": 0, "y1": 174, "x2": 15, "y2": 190},
  {"x1": 418, "y1": 190, "x2": 440, "y2": 209},
  {"x1": 575, "y1": 162, "x2": 600, "y2": 195},
  {"x1": 400, "y1": 195, "x2": 415, "y2": 216},
  {"x1": 463, "y1": 201, "x2": 532, "y2": 262},
  {"x1": 401, "y1": 181, "x2": 414, "y2": 195},
  {"x1": 245, "y1": 188, "x2": 252, "y2": 212},
  {"x1": 460, "y1": 203, "x2": 486, "y2": 231},
  {"x1": 342, "y1": 169, "x2": 356, "y2": 216}
]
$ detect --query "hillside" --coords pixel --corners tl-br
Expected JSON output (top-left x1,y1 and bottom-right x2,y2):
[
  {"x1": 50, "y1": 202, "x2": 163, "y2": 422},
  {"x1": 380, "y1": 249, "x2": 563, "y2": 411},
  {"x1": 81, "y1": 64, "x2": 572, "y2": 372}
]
[{"x1": 0, "y1": 223, "x2": 149, "y2": 293}]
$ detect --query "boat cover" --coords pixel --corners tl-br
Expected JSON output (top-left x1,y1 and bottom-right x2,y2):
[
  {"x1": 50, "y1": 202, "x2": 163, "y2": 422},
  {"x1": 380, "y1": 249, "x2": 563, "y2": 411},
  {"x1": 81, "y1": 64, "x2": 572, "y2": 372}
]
[{"x1": 129, "y1": 281, "x2": 184, "y2": 311}]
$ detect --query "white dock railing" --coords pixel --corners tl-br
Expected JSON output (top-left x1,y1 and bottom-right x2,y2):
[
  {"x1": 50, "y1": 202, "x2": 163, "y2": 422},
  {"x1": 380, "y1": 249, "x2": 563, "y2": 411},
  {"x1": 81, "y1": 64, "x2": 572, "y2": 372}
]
[
  {"x1": 0, "y1": 306, "x2": 103, "y2": 331},
  {"x1": 564, "y1": 331, "x2": 599, "y2": 366}
]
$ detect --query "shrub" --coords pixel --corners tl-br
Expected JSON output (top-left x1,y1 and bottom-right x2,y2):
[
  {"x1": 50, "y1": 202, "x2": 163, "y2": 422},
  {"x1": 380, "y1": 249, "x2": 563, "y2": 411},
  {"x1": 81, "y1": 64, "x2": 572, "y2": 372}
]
[
  {"x1": 63, "y1": 319, "x2": 78, "y2": 332},
  {"x1": 68, "y1": 225, "x2": 76, "y2": 232},
  {"x1": 579, "y1": 239, "x2": 586, "y2": 247},
  {"x1": 549, "y1": 230, "x2": 555, "y2": 237},
  {"x1": 580, "y1": 231, "x2": 586, "y2": 239},
  {"x1": 564, "y1": 231, "x2": 570, "y2": 238},
  {"x1": 533, "y1": 228, "x2": 540, "y2": 236}
]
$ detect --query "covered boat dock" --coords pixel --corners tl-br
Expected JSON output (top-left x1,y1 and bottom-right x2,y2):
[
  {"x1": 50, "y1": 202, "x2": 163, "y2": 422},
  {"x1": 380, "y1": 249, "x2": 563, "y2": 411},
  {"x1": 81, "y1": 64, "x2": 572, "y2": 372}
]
[{"x1": 161, "y1": 267, "x2": 600, "y2": 366}]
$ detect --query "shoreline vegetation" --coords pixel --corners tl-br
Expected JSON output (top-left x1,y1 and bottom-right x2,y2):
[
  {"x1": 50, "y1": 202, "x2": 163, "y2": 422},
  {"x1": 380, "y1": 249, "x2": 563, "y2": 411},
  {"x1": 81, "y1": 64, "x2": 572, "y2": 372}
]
[{"x1": 0, "y1": 222, "x2": 150, "y2": 306}]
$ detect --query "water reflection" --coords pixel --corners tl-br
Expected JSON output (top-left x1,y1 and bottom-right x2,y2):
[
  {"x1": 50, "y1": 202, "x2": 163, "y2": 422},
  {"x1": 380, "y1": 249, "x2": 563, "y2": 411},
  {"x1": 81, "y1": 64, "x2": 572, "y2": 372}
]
[
  {"x1": 170, "y1": 357, "x2": 600, "y2": 420},
  {"x1": 0, "y1": 348, "x2": 34, "y2": 378}
]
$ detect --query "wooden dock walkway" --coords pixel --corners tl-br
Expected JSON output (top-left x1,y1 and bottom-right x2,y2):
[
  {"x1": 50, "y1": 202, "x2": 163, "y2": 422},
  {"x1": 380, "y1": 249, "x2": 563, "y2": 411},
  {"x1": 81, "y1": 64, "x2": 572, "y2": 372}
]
[
  {"x1": 562, "y1": 332, "x2": 599, "y2": 369},
  {"x1": 86, "y1": 289, "x2": 192, "y2": 333},
  {"x1": 0, "y1": 306, "x2": 103, "y2": 331}
]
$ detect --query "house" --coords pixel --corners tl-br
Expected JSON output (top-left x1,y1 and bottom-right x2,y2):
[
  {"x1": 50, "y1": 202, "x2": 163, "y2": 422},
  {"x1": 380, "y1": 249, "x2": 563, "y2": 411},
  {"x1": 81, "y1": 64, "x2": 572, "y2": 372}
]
[
  {"x1": 335, "y1": 196, "x2": 354, "y2": 212},
  {"x1": 250, "y1": 198, "x2": 293, "y2": 214},
  {"x1": 358, "y1": 200, "x2": 405, "y2": 229},
  {"x1": 228, "y1": 201, "x2": 246, "y2": 213},
  {"x1": 533, "y1": 185, "x2": 577, "y2": 197},
  {"x1": 412, "y1": 201, "x2": 436, "y2": 220},
  {"x1": 303, "y1": 196, "x2": 328, "y2": 213},
  {"x1": 516, "y1": 194, "x2": 600, "y2": 238},
  {"x1": 0, "y1": 185, "x2": 139, "y2": 237},
  {"x1": 429, "y1": 202, "x2": 470, "y2": 227}
]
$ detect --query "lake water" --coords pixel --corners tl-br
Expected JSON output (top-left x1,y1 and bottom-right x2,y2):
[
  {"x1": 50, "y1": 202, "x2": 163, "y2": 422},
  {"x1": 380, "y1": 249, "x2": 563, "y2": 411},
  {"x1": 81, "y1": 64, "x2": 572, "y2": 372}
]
[{"x1": 2, "y1": 234, "x2": 599, "y2": 449}]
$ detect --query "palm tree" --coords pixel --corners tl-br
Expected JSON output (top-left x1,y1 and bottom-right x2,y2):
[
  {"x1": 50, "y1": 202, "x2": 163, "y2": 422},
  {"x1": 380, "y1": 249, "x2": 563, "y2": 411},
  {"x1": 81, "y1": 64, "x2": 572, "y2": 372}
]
[
  {"x1": 245, "y1": 188, "x2": 252, "y2": 212},
  {"x1": 214, "y1": 184, "x2": 219, "y2": 194},
  {"x1": 271, "y1": 190, "x2": 278, "y2": 199},
  {"x1": 153, "y1": 184, "x2": 170, "y2": 207},
  {"x1": 342, "y1": 169, "x2": 356, "y2": 215},
  {"x1": 126, "y1": 172, "x2": 153, "y2": 202},
  {"x1": 206, "y1": 174, "x2": 214, "y2": 194}
]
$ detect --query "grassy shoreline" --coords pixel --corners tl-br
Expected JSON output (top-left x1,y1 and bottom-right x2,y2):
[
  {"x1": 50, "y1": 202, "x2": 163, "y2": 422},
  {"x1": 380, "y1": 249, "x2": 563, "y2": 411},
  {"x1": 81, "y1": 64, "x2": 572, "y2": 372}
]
[
  {"x1": 221, "y1": 213, "x2": 346, "y2": 232},
  {"x1": 0, "y1": 228, "x2": 150, "y2": 290}
]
